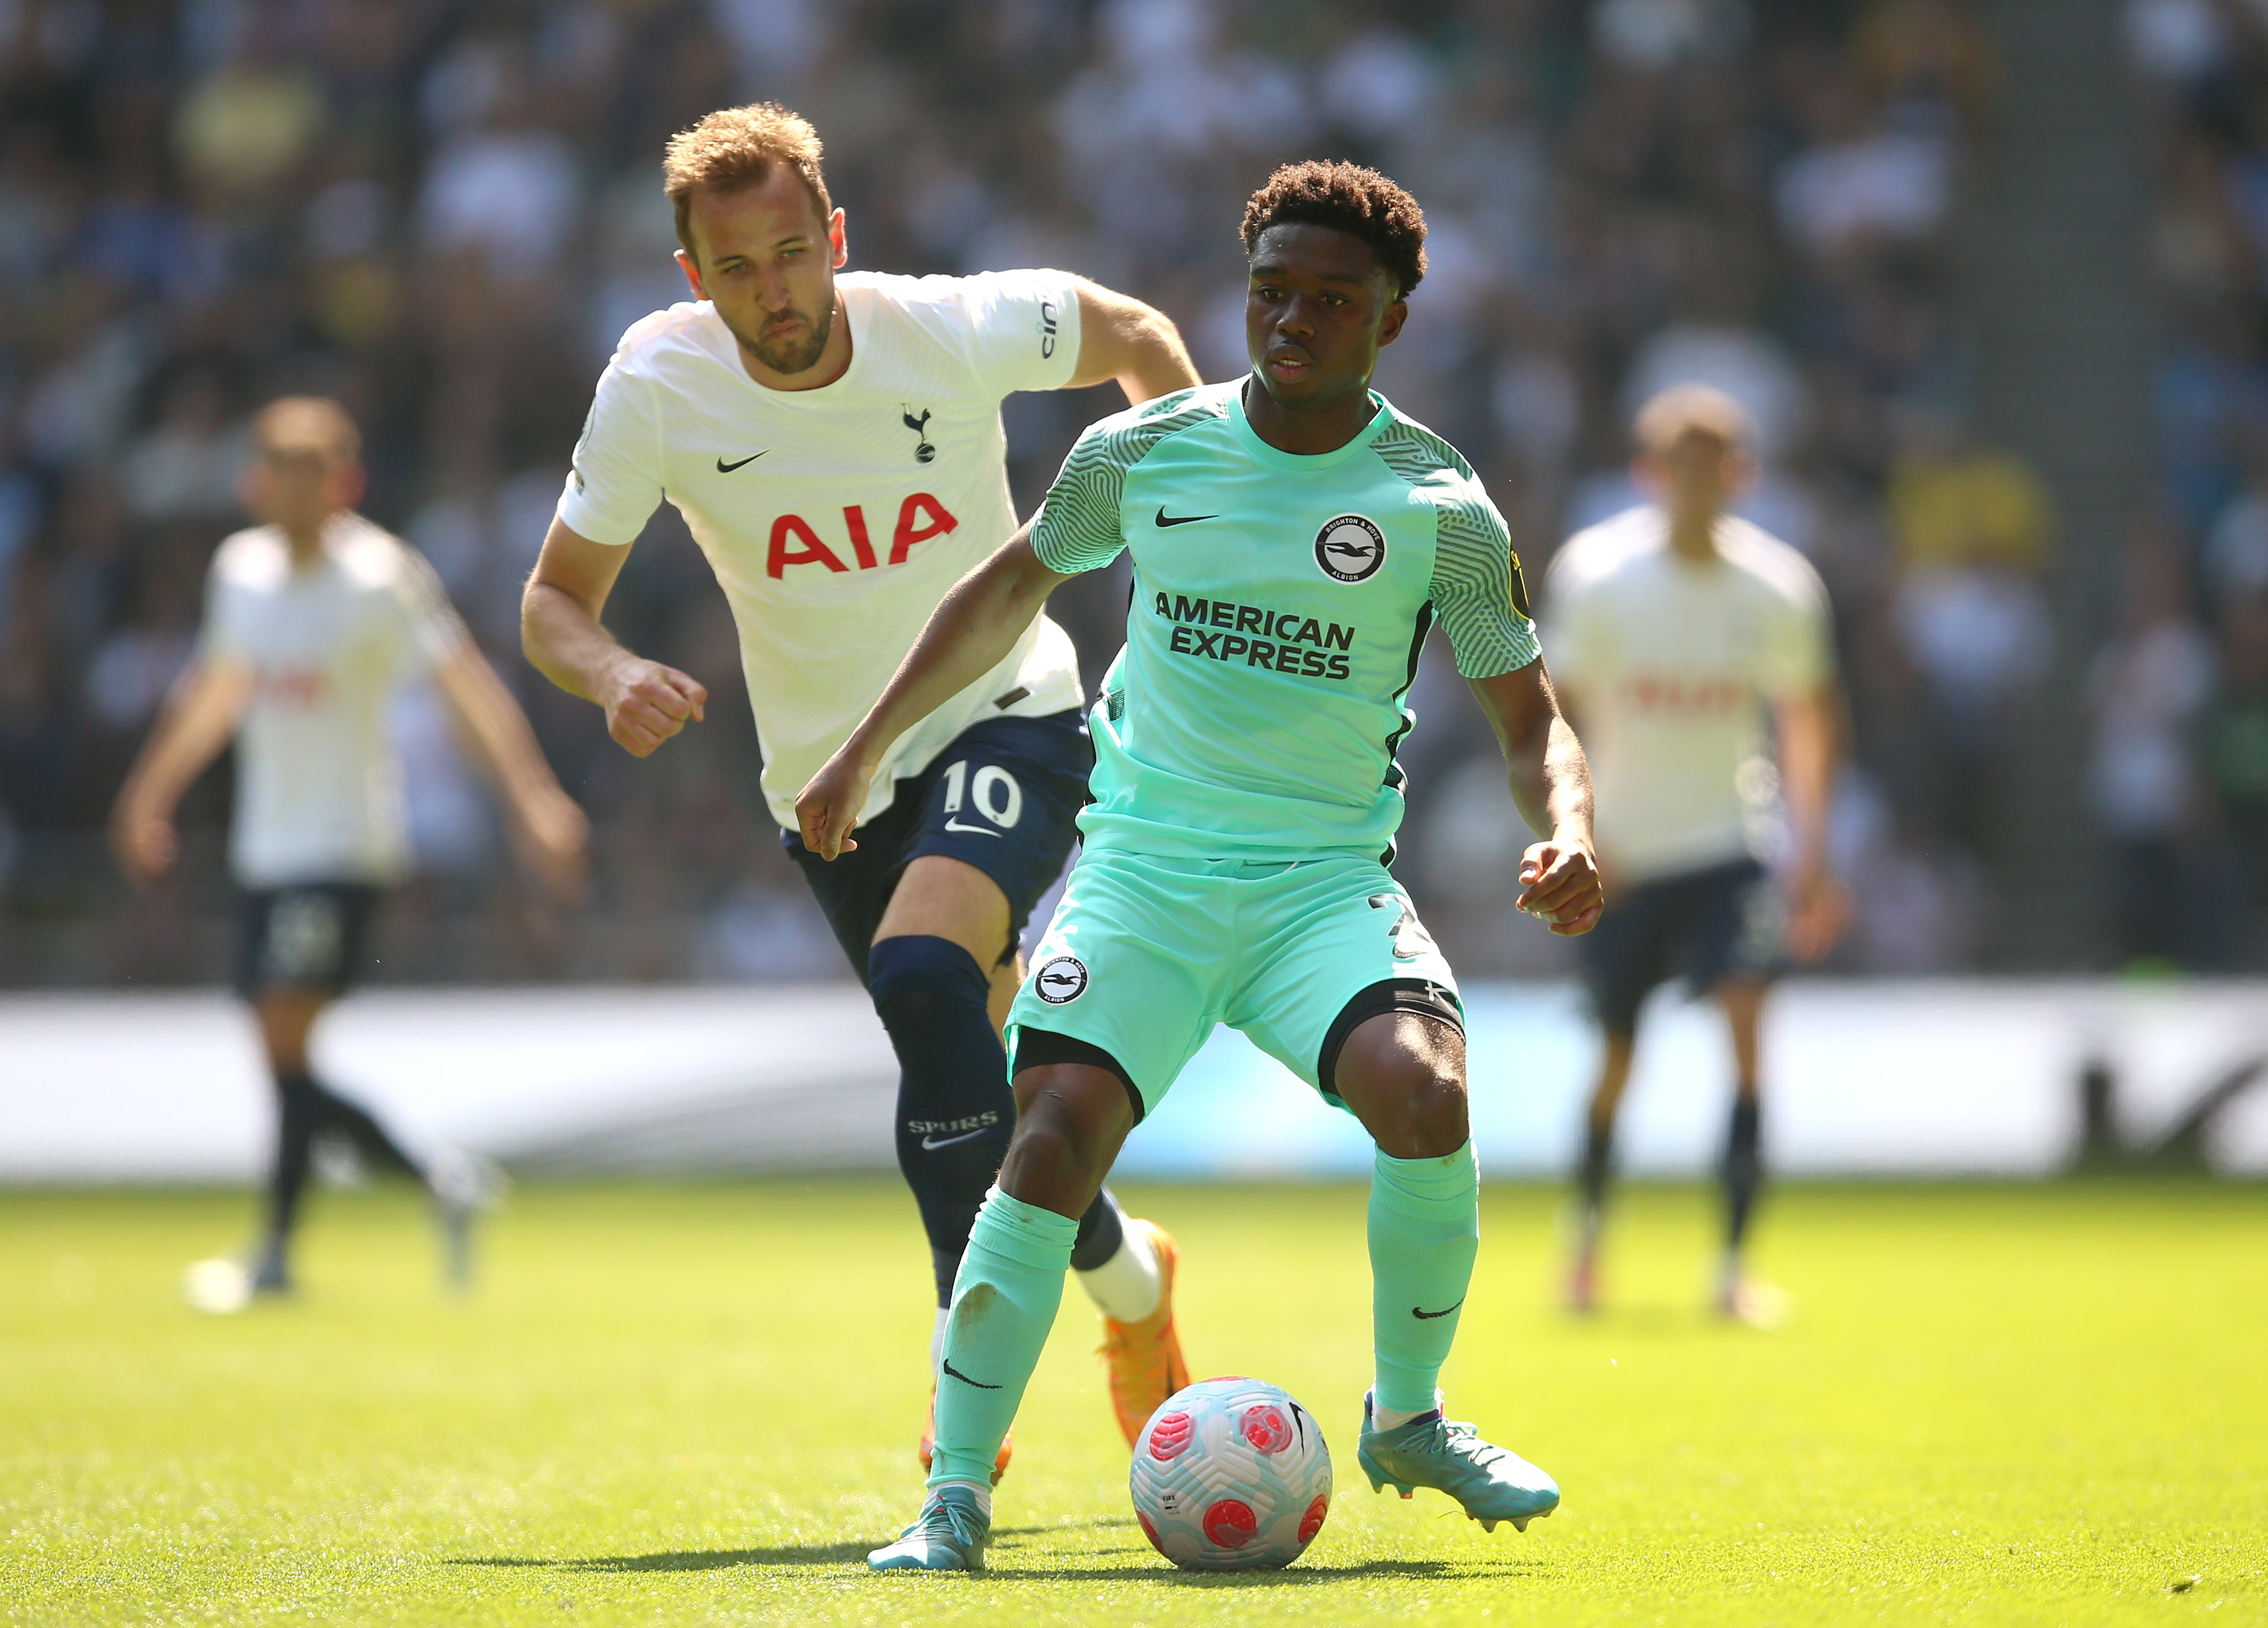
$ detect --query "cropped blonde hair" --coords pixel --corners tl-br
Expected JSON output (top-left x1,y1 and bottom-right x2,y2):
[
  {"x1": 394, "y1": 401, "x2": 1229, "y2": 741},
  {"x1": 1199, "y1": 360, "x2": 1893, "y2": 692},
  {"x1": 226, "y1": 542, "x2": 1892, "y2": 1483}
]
[
  {"x1": 252, "y1": 396, "x2": 360, "y2": 467},
  {"x1": 663, "y1": 103, "x2": 831, "y2": 263},
  {"x1": 1633, "y1": 383, "x2": 1754, "y2": 458}
]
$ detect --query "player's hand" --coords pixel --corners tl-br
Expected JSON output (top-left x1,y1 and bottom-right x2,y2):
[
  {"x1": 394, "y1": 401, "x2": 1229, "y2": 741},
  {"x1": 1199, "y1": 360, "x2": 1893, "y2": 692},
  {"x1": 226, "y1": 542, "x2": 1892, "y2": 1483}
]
[
  {"x1": 1786, "y1": 863, "x2": 1852, "y2": 963},
  {"x1": 795, "y1": 741, "x2": 877, "y2": 861},
  {"x1": 513, "y1": 787, "x2": 590, "y2": 902},
  {"x1": 1516, "y1": 835, "x2": 1604, "y2": 936},
  {"x1": 598, "y1": 656, "x2": 706, "y2": 757},
  {"x1": 110, "y1": 801, "x2": 178, "y2": 886}
]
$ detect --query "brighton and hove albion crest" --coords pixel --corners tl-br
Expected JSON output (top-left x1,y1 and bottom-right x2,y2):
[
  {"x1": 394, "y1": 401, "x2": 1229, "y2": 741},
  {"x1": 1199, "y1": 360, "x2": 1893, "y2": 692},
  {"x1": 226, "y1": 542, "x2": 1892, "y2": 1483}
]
[
  {"x1": 1314, "y1": 515, "x2": 1386, "y2": 583},
  {"x1": 1033, "y1": 954, "x2": 1089, "y2": 1004}
]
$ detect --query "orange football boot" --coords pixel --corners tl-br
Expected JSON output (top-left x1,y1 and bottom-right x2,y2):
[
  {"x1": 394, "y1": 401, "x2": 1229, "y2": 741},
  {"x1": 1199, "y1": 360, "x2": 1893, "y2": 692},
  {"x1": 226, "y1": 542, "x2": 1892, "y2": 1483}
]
[{"x1": 1098, "y1": 1218, "x2": 1190, "y2": 1446}]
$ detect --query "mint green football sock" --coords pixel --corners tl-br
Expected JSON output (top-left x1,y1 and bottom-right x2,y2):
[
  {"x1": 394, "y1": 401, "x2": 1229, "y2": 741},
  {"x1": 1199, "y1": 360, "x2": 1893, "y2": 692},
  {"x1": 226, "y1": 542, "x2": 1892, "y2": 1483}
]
[
  {"x1": 928, "y1": 1186, "x2": 1079, "y2": 1489},
  {"x1": 1369, "y1": 1140, "x2": 1480, "y2": 1416}
]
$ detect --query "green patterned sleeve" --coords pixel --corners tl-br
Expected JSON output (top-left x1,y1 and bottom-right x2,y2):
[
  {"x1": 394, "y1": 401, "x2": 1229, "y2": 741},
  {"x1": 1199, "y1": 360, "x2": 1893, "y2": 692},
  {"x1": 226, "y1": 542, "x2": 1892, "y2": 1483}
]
[
  {"x1": 1029, "y1": 420, "x2": 1135, "y2": 575},
  {"x1": 1429, "y1": 484, "x2": 1541, "y2": 678}
]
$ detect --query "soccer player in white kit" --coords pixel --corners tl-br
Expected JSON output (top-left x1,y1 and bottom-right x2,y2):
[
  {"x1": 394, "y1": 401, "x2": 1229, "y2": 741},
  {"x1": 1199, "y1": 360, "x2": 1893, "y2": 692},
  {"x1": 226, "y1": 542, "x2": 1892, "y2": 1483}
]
[
  {"x1": 111, "y1": 397, "x2": 588, "y2": 1308},
  {"x1": 519, "y1": 105, "x2": 1204, "y2": 1474},
  {"x1": 1543, "y1": 385, "x2": 1850, "y2": 1324}
]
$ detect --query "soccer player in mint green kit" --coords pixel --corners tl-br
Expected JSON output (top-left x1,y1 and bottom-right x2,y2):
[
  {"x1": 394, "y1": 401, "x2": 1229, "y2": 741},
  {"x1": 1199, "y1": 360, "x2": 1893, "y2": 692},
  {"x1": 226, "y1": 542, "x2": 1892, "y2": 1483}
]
[{"x1": 800, "y1": 161, "x2": 1605, "y2": 1571}]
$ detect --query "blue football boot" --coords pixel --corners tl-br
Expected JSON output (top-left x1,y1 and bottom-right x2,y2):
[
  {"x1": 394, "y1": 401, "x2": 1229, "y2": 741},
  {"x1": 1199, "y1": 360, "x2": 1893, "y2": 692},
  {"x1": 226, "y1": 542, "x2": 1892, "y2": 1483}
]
[
  {"x1": 867, "y1": 1483, "x2": 990, "y2": 1571},
  {"x1": 1356, "y1": 1391, "x2": 1561, "y2": 1533}
]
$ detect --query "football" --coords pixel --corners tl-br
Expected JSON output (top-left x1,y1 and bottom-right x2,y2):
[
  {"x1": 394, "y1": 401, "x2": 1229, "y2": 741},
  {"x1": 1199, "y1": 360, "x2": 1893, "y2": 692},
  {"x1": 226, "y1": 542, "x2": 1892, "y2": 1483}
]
[{"x1": 1129, "y1": 1376, "x2": 1333, "y2": 1571}]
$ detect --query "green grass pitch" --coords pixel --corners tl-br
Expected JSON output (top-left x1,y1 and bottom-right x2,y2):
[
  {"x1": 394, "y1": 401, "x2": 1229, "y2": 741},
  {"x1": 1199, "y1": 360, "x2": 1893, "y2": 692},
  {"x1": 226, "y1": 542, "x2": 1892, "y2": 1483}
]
[{"x1": 3, "y1": 1179, "x2": 2264, "y2": 1626}]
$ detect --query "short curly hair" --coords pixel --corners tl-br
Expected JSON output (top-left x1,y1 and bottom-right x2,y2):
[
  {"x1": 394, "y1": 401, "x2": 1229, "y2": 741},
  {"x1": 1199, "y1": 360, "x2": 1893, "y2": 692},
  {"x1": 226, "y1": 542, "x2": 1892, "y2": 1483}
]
[
  {"x1": 663, "y1": 103, "x2": 832, "y2": 263},
  {"x1": 1240, "y1": 160, "x2": 1427, "y2": 299}
]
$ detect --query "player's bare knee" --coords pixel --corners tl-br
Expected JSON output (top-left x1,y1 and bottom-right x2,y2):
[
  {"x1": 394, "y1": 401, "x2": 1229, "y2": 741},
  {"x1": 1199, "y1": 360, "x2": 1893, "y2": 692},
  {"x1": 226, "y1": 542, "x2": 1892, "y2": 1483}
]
[
  {"x1": 996, "y1": 1113, "x2": 1101, "y2": 1214},
  {"x1": 1392, "y1": 1068, "x2": 1470, "y2": 1159},
  {"x1": 253, "y1": 990, "x2": 322, "y2": 1073}
]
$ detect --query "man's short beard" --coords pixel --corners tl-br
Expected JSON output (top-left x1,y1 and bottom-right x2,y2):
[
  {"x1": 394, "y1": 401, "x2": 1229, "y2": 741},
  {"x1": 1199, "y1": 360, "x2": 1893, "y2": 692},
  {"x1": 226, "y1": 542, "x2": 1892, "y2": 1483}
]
[{"x1": 727, "y1": 300, "x2": 834, "y2": 376}]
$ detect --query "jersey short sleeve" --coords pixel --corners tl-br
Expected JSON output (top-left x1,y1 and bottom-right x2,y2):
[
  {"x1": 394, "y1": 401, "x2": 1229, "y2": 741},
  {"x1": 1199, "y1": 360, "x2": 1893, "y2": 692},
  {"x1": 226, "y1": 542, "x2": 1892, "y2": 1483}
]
[
  {"x1": 1539, "y1": 547, "x2": 1602, "y2": 693},
  {"x1": 200, "y1": 547, "x2": 247, "y2": 661},
  {"x1": 385, "y1": 543, "x2": 473, "y2": 675},
  {"x1": 1751, "y1": 546, "x2": 1834, "y2": 701},
  {"x1": 1028, "y1": 418, "x2": 1131, "y2": 575},
  {"x1": 955, "y1": 269, "x2": 1083, "y2": 399},
  {"x1": 1428, "y1": 489, "x2": 1542, "y2": 679},
  {"x1": 556, "y1": 351, "x2": 665, "y2": 546}
]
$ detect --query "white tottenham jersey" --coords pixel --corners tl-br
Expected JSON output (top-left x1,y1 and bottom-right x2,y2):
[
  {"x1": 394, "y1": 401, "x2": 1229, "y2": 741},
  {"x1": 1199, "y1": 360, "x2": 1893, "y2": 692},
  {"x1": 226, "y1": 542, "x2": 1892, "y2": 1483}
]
[
  {"x1": 557, "y1": 269, "x2": 1090, "y2": 830},
  {"x1": 1544, "y1": 505, "x2": 1832, "y2": 881},
  {"x1": 202, "y1": 515, "x2": 470, "y2": 887}
]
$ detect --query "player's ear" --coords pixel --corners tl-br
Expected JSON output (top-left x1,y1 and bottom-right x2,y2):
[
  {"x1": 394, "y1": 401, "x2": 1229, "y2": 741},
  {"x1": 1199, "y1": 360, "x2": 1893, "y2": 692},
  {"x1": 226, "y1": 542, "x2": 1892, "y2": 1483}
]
[
  {"x1": 675, "y1": 248, "x2": 705, "y2": 301},
  {"x1": 828, "y1": 207, "x2": 848, "y2": 270},
  {"x1": 329, "y1": 460, "x2": 368, "y2": 515},
  {"x1": 1375, "y1": 294, "x2": 1408, "y2": 349}
]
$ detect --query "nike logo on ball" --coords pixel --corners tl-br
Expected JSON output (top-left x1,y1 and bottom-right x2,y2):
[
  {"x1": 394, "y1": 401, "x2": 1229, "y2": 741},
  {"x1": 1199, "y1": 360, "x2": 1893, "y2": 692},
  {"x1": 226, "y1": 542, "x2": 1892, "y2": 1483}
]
[
  {"x1": 942, "y1": 1357, "x2": 1001, "y2": 1390},
  {"x1": 1155, "y1": 508, "x2": 1216, "y2": 527},
  {"x1": 919, "y1": 1127, "x2": 995, "y2": 1151},
  {"x1": 716, "y1": 451, "x2": 767, "y2": 472},
  {"x1": 1412, "y1": 1298, "x2": 1464, "y2": 1319}
]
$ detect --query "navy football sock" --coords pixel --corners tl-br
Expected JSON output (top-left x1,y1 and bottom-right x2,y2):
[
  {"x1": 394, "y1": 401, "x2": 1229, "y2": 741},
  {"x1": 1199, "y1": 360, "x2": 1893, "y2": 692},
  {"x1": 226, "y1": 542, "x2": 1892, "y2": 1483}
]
[
  {"x1": 1070, "y1": 1185, "x2": 1126, "y2": 1271},
  {"x1": 868, "y1": 935, "x2": 1018, "y2": 1307},
  {"x1": 1724, "y1": 1098, "x2": 1763, "y2": 1253},
  {"x1": 267, "y1": 1072, "x2": 320, "y2": 1247},
  {"x1": 1576, "y1": 1118, "x2": 1614, "y2": 1248},
  {"x1": 308, "y1": 1079, "x2": 424, "y2": 1183}
]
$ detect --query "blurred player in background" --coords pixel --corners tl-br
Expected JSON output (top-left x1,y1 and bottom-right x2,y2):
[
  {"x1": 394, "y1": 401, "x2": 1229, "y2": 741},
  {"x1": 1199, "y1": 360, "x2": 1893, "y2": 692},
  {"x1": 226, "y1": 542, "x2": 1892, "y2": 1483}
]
[
  {"x1": 520, "y1": 104, "x2": 1203, "y2": 1474},
  {"x1": 1544, "y1": 384, "x2": 1849, "y2": 1325},
  {"x1": 111, "y1": 398, "x2": 588, "y2": 1311},
  {"x1": 802, "y1": 161, "x2": 1602, "y2": 1571}
]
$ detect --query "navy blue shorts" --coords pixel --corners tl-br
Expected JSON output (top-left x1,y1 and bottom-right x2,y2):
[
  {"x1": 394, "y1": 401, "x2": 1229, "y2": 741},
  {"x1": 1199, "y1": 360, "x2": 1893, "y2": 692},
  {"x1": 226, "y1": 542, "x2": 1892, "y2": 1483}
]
[
  {"x1": 233, "y1": 882, "x2": 384, "y2": 999},
  {"x1": 783, "y1": 708, "x2": 1093, "y2": 984},
  {"x1": 1579, "y1": 858, "x2": 1782, "y2": 1037}
]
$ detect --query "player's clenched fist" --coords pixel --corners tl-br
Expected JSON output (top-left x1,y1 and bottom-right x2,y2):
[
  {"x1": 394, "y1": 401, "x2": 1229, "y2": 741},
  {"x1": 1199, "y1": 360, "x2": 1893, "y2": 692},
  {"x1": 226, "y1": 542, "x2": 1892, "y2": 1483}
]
[
  {"x1": 599, "y1": 657, "x2": 707, "y2": 757},
  {"x1": 1516, "y1": 839, "x2": 1604, "y2": 936},
  {"x1": 110, "y1": 801, "x2": 178, "y2": 885},
  {"x1": 795, "y1": 742, "x2": 877, "y2": 861}
]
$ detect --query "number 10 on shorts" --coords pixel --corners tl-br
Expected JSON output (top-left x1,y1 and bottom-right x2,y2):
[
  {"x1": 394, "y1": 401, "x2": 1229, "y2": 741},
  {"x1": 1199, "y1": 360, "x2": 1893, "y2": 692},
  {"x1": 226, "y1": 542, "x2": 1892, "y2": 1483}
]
[{"x1": 943, "y1": 759, "x2": 1024, "y2": 833}]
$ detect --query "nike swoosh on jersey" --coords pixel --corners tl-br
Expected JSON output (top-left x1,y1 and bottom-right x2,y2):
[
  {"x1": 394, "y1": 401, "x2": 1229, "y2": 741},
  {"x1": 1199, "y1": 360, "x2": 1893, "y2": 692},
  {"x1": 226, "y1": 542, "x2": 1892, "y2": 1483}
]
[
  {"x1": 1412, "y1": 1298, "x2": 1465, "y2": 1319},
  {"x1": 943, "y1": 819, "x2": 1001, "y2": 836},
  {"x1": 920, "y1": 1127, "x2": 997, "y2": 1151},
  {"x1": 715, "y1": 451, "x2": 768, "y2": 472},
  {"x1": 1155, "y1": 507, "x2": 1217, "y2": 527}
]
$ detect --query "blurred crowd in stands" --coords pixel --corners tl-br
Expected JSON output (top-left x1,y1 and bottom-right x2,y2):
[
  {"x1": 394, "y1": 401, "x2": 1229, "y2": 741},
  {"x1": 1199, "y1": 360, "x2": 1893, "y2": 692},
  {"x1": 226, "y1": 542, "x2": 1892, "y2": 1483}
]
[
  {"x1": 4, "y1": 0, "x2": 2223, "y2": 984},
  {"x1": 2115, "y1": 0, "x2": 2268, "y2": 969}
]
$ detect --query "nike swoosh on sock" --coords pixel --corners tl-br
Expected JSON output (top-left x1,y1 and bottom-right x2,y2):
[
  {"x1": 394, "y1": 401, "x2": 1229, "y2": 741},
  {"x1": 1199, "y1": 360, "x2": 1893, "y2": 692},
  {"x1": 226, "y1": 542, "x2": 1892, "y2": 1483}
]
[{"x1": 942, "y1": 1357, "x2": 1001, "y2": 1390}]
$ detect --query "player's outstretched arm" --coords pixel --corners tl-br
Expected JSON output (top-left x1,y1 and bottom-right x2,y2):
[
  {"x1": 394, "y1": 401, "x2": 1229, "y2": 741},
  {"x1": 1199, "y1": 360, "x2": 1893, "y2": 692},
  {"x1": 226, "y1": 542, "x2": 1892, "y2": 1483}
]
[
  {"x1": 1775, "y1": 683, "x2": 1852, "y2": 962},
  {"x1": 522, "y1": 515, "x2": 707, "y2": 758},
  {"x1": 1470, "y1": 659, "x2": 1605, "y2": 937},
  {"x1": 109, "y1": 655, "x2": 254, "y2": 885},
  {"x1": 434, "y1": 642, "x2": 590, "y2": 899},
  {"x1": 1065, "y1": 281, "x2": 1201, "y2": 406},
  {"x1": 798, "y1": 523, "x2": 1072, "y2": 860}
]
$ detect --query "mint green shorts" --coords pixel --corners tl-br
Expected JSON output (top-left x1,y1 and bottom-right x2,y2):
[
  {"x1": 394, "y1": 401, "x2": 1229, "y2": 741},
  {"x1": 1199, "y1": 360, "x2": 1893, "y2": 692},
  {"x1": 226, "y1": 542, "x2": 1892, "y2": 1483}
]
[{"x1": 1005, "y1": 849, "x2": 1461, "y2": 1119}]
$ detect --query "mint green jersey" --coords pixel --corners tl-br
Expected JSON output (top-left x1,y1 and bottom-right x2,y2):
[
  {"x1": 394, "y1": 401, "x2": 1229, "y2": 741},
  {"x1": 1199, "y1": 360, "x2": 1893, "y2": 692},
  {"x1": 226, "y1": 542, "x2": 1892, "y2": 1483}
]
[{"x1": 1030, "y1": 379, "x2": 1540, "y2": 860}]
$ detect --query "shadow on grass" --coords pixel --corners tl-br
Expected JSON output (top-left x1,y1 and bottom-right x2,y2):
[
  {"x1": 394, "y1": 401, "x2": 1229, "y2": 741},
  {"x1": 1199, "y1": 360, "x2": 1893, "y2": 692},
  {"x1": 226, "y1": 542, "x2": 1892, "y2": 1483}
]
[
  {"x1": 990, "y1": 1558, "x2": 1513, "y2": 1585},
  {"x1": 448, "y1": 1523, "x2": 1137, "y2": 1575},
  {"x1": 452, "y1": 1550, "x2": 1523, "y2": 1585},
  {"x1": 450, "y1": 1544, "x2": 872, "y2": 1572}
]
